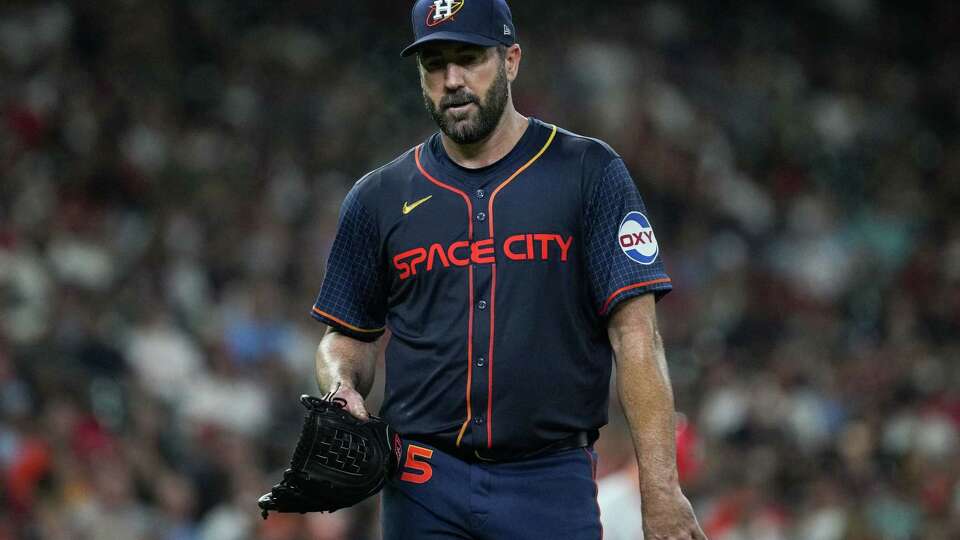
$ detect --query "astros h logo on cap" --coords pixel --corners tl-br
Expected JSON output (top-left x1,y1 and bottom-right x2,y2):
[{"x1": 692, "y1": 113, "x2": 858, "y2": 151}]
[
  {"x1": 401, "y1": 0, "x2": 517, "y2": 57},
  {"x1": 427, "y1": 0, "x2": 466, "y2": 27}
]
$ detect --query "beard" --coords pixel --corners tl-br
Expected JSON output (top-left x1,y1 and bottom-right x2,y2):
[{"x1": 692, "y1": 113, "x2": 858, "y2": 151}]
[{"x1": 424, "y1": 63, "x2": 509, "y2": 145}]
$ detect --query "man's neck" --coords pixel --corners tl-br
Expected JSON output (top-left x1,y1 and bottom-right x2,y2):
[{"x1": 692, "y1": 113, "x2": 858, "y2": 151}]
[{"x1": 440, "y1": 107, "x2": 529, "y2": 170}]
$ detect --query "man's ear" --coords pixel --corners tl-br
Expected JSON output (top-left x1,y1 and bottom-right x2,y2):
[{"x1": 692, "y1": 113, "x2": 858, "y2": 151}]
[{"x1": 505, "y1": 44, "x2": 522, "y2": 82}]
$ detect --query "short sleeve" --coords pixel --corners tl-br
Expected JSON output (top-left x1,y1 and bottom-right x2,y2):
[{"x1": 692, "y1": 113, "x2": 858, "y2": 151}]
[
  {"x1": 584, "y1": 158, "x2": 672, "y2": 317},
  {"x1": 311, "y1": 185, "x2": 387, "y2": 341}
]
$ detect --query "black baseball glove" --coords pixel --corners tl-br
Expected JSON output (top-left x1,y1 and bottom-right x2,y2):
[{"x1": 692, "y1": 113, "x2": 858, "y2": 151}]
[{"x1": 258, "y1": 391, "x2": 400, "y2": 519}]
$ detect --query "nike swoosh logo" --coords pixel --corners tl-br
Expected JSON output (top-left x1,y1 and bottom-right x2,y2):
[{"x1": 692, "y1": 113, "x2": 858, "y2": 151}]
[{"x1": 402, "y1": 195, "x2": 433, "y2": 215}]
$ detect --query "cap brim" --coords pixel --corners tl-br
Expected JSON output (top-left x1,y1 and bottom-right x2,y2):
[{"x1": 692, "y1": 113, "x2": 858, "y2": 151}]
[{"x1": 401, "y1": 31, "x2": 502, "y2": 57}]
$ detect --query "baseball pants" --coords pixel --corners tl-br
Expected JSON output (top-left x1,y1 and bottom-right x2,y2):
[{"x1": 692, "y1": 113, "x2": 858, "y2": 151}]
[{"x1": 382, "y1": 438, "x2": 603, "y2": 539}]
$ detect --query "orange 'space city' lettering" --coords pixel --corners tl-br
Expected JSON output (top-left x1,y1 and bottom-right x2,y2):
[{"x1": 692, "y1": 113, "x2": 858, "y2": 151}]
[{"x1": 393, "y1": 234, "x2": 573, "y2": 280}]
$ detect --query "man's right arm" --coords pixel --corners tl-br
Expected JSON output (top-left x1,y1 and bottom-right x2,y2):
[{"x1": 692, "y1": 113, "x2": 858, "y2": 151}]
[{"x1": 315, "y1": 326, "x2": 384, "y2": 420}]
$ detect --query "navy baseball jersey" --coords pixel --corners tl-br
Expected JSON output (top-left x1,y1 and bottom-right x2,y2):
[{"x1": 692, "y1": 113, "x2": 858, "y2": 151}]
[{"x1": 312, "y1": 118, "x2": 671, "y2": 457}]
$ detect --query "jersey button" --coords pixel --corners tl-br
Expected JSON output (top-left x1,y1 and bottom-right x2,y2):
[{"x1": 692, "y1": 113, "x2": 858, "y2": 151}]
[
  {"x1": 475, "y1": 189, "x2": 486, "y2": 199},
  {"x1": 473, "y1": 416, "x2": 485, "y2": 425},
  {"x1": 476, "y1": 212, "x2": 487, "y2": 222},
  {"x1": 475, "y1": 357, "x2": 485, "y2": 367},
  {"x1": 477, "y1": 300, "x2": 488, "y2": 310}
]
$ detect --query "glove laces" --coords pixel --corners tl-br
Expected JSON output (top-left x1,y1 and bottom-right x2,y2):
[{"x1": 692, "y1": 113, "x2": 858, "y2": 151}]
[{"x1": 320, "y1": 382, "x2": 348, "y2": 409}]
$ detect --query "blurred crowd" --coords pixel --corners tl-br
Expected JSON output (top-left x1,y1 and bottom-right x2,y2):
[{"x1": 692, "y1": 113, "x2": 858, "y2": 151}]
[{"x1": 1, "y1": 0, "x2": 958, "y2": 539}]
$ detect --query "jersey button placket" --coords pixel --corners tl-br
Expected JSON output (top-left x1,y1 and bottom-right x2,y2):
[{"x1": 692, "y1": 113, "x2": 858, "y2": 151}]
[{"x1": 469, "y1": 192, "x2": 491, "y2": 448}]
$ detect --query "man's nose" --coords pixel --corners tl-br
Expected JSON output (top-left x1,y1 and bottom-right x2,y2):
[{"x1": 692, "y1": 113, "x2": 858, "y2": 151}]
[{"x1": 443, "y1": 63, "x2": 466, "y2": 90}]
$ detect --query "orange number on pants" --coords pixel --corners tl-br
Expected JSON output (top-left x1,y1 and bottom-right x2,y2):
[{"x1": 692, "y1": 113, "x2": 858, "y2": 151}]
[{"x1": 400, "y1": 445, "x2": 434, "y2": 484}]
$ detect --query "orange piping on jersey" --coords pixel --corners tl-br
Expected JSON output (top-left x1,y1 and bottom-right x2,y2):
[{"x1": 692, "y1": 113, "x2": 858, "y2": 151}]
[
  {"x1": 415, "y1": 145, "x2": 477, "y2": 448},
  {"x1": 485, "y1": 124, "x2": 558, "y2": 448},
  {"x1": 487, "y1": 125, "x2": 558, "y2": 238},
  {"x1": 455, "y1": 265, "x2": 475, "y2": 446},
  {"x1": 486, "y1": 264, "x2": 495, "y2": 446},
  {"x1": 599, "y1": 278, "x2": 673, "y2": 316},
  {"x1": 416, "y1": 145, "x2": 474, "y2": 239},
  {"x1": 311, "y1": 307, "x2": 385, "y2": 334}
]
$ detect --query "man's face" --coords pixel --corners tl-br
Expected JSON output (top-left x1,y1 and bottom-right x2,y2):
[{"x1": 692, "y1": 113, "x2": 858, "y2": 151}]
[{"x1": 419, "y1": 43, "x2": 510, "y2": 145}]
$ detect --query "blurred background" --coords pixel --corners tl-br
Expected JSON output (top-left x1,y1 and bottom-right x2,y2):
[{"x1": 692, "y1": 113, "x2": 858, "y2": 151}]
[{"x1": 1, "y1": 0, "x2": 958, "y2": 538}]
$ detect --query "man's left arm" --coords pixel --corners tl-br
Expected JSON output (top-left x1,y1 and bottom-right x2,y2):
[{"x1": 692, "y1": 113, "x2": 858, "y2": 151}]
[{"x1": 608, "y1": 294, "x2": 706, "y2": 540}]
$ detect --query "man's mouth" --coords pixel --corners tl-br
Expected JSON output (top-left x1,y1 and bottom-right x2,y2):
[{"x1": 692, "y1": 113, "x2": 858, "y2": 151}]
[
  {"x1": 446, "y1": 102, "x2": 475, "y2": 113},
  {"x1": 444, "y1": 97, "x2": 476, "y2": 110}
]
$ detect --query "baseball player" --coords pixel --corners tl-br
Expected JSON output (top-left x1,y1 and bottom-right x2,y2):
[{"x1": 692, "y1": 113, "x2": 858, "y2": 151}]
[{"x1": 310, "y1": 0, "x2": 706, "y2": 538}]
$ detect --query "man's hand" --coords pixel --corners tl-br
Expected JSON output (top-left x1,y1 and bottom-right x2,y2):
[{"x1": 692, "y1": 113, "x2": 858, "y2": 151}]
[
  {"x1": 329, "y1": 384, "x2": 370, "y2": 421},
  {"x1": 642, "y1": 487, "x2": 707, "y2": 539}
]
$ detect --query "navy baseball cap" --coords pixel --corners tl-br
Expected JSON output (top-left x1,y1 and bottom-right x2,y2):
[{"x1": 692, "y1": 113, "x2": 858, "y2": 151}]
[{"x1": 401, "y1": 0, "x2": 517, "y2": 57}]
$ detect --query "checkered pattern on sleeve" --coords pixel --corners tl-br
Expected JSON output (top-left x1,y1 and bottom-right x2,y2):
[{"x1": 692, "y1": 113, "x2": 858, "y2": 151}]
[
  {"x1": 311, "y1": 187, "x2": 387, "y2": 341},
  {"x1": 583, "y1": 158, "x2": 672, "y2": 317}
]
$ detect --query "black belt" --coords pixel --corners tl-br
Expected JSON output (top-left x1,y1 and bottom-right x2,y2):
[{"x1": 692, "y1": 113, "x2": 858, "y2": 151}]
[{"x1": 409, "y1": 430, "x2": 597, "y2": 464}]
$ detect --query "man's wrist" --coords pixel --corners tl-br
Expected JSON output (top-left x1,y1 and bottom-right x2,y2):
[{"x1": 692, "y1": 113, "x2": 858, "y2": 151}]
[
  {"x1": 637, "y1": 466, "x2": 681, "y2": 498},
  {"x1": 640, "y1": 482, "x2": 682, "y2": 496}
]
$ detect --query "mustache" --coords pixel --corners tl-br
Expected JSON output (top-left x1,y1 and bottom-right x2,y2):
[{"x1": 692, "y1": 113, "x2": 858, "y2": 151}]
[{"x1": 440, "y1": 92, "x2": 479, "y2": 110}]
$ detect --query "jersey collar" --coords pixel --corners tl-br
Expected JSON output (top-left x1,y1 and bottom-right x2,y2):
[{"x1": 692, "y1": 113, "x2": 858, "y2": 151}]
[{"x1": 422, "y1": 117, "x2": 548, "y2": 188}]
